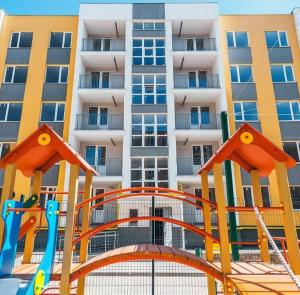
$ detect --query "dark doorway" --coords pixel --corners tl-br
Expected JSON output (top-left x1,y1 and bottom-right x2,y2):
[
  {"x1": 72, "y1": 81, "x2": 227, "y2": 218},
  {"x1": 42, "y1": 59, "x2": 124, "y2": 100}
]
[{"x1": 154, "y1": 208, "x2": 164, "y2": 245}]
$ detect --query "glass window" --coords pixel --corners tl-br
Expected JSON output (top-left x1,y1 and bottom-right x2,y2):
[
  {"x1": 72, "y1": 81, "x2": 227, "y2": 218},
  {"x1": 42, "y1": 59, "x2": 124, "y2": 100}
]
[
  {"x1": 266, "y1": 31, "x2": 288, "y2": 48},
  {"x1": 227, "y1": 31, "x2": 249, "y2": 47},
  {"x1": 129, "y1": 209, "x2": 138, "y2": 226},
  {"x1": 283, "y1": 142, "x2": 300, "y2": 162},
  {"x1": 0, "y1": 103, "x2": 22, "y2": 122},
  {"x1": 290, "y1": 186, "x2": 300, "y2": 210},
  {"x1": 230, "y1": 65, "x2": 253, "y2": 83},
  {"x1": 192, "y1": 145, "x2": 213, "y2": 166},
  {"x1": 133, "y1": 22, "x2": 164, "y2": 31},
  {"x1": 4, "y1": 66, "x2": 28, "y2": 83},
  {"x1": 243, "y1": 187, "x2": 253, "y2": 207},
  {"x1": 40, "y1": 103, "x2": 65, "y2": 122},
  {"x1": 276, "y1": 102, "x2": 300, "y2": 121},
  {"x1": 243, "y1": 186, "x2": 270, "y2": 208},
  {"x1": 9, "y1": 32, "x2": 32, "y2": 48},
  {"x1": 261, "y1": 186, "x2": 271, "y2": 208},
  {"x1": 50, "y1": 32, "x2": 72, "y2": 48},
  {"x1": 271, "y1": 65, "x2": 294, "y2": 83},
  {"x1": 234, "y1": 102, "x2": 258, "y2": 121},
  {"x1": 0, "y1": 143, "x2": 10, "y2": 158},
  {"x1": 45, "y1": 66, "x2": 68, "y2": 83}
]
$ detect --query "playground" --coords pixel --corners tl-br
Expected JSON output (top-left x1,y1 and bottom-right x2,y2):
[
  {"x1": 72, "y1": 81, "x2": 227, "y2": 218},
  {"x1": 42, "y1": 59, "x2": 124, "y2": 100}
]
[{"x1": 0, "y1": 123, "x2": 300, "y2": 294}]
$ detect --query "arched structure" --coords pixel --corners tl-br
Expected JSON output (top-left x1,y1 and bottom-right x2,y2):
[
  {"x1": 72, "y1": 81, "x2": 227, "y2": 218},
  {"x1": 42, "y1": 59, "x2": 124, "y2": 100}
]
[
  {"x1": 70, "y1": 244, "x2": 224, "y2": 283},
  {"x1": 73, "y1": 216, "x2": 219, "y2": 245}
]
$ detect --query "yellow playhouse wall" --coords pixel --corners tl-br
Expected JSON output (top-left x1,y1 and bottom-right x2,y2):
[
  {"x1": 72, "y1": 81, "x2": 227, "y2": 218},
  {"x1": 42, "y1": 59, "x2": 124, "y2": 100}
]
[{"x1": 221, "y1": 15, "x2": 300, "y2": 227}]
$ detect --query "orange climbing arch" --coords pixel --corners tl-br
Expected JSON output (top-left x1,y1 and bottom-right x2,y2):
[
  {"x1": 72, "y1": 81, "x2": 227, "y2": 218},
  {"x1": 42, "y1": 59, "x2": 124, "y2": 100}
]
[{"x1": 70, "y1": 244, "x2": 224, "y2": 283}]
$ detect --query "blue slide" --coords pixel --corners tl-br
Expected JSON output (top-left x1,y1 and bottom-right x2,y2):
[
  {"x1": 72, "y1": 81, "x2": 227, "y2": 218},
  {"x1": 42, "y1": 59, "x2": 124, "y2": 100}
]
[{"x1": 0, "y1": 200, "x2": 60, "y2": 295}]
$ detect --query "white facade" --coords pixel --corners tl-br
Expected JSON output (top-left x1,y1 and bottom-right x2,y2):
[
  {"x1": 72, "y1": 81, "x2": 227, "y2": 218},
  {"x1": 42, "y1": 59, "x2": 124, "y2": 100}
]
[
  {"x1": 68, "y1": 3, "x2": 226, "y2": 246},
  {"x1": 293, "y1": 8, "x2": 300, "y2": 47}
]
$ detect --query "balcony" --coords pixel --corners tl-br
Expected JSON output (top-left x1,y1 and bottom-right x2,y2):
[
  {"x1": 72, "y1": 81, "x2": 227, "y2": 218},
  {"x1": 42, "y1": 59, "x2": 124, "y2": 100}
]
[
  {"x1": 175, "y1": 114, "x2": 220, "y2": 130},
  {"x1": 75, "y1": 114, "x2": 124, "y2": 130},
  {"x1": 177, "y1": 158, "x2": 204, "y2": 176},
  {"x1": 172, "y1": 38, "x2": 218, "y2": 68},
  {"x1": 78, "y1": 74, "x2": 125, "y2": 103},
  {"x1": 81, "y1": 38, "x2": 126, "y2": 68},
  {"x1": 173, "y1": 74, "x2": 221, "y2": 104}
]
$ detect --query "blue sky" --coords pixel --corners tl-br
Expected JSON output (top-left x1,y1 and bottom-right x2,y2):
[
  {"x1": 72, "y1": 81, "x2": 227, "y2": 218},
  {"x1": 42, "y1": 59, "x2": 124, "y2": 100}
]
[{"x1": 0, "y1": 0, "x2": 299, "y2": 15}]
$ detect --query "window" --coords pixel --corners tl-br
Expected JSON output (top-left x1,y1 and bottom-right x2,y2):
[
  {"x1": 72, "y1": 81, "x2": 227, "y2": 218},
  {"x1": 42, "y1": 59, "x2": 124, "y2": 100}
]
[
  {"x1": 230, "y1": 65, "x2": 253, "y2": 83},
  {"x1": 194, "y1": 188, "x2": 215, "y2": 209},
  {"x1": 133, "y1": 22, "x2": 165, "y2": 31},
  {"x1": 9, "y1": 32, "x2": 32, "y2": 48},
  {"x1": 45, "y1": 66, "x2": 68, "y2": 83},
  {"x1": 133, "y1": 38, "x2": 165, "y2": 66},
  {"x1": 276, "y1": 101, "x2": 300, "y2": 121},
  {"x1": 85, "y1": 146, "x2": 107, "y2": 168},
  {"x1": 87, "y1": 107, "x2": 108, "y2": 126},
  {"x1": 129, "y1": 209, "x2": 138, "y2": 226},
  {"x1": 188, "y1": 71, "x2": 210, "y2": 88},
  {"x1": 243, "y1": 186, "x2": 270, "y2": 208},
  {"x1": 131, "y1": 157, "x2": 168, "y2": 188},
  {"x1": 290, "y1": 186, "x2": 300, "y2": 210},
  {"x1": 283, "y1": 141, "x2": 300, "y2": 162},
  {"x1": 271, "y1": 65, "x2": 294, "y2": 83},
  {"x1": 132, "y1": 114, "x2": 167, "y2": 147},
  {"x1": 227, "y1": 31, "x2": 249, "y2": 48},
  {"x1": 49, "y1": 32, "x2": 72, "y2": 48},
  {"x1": 190, "y1": 106, "x2": 211, "y2": 126},
  {"x1": 92, "y1": 188, "x2": 104, "y2": 210},
  {"x1": 40, "y1": 187, "x2": 56, "y2": 208},
  {"x1": 0, "y1": 103, "x2": 22, "y2": 121},
  {"x1": 40, "y1": 103, "x2": 65, "y2": 122},
  {"x1": 192, "y1": 145, "x2": 213, "y2": 166},
  {"x1": 132, "y1": 74, "x2": 166, "y2": 104},
  {"x1": 234, "y1": 102, "x2": 258, "y2": 121},
  {"x1": 265, "y1": 31, "x2": 288, "y2": 48},
  {"x1": 4, "y1": 66, "x2": 28, "y2": 83},
  {"x1": 0, "y1": 143, "x2": 10, "y2": 158}
]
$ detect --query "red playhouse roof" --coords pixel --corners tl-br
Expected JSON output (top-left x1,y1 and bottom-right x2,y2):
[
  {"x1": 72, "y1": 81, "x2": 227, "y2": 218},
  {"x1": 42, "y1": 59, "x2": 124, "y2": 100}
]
[
  {"x1": 198, "y1": 123, "x2": 296, "y2": 177},
  {"x1": 0, "y1": 124, "x2": 98, "y2": 177}
]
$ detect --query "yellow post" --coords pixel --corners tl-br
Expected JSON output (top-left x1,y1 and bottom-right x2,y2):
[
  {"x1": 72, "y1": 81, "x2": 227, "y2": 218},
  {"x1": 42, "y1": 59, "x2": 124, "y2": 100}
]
[
  {"x1": 77, "y1": 170, "x2": 93, "y2": 295},
  {"x1": 274, "y1": 161, "x2": 300, "y2": 274},
  {"x1": 213, "y1": 163, "x2": 233, "y2": 295},
  {"x1": 250, "y1": 170, "x2": 270, "y2": 262},
  {"x1": 23, "y1": 170, "x2": 43, "y2": 263},
  {"x1": 0, "y1": 164, "x2": 16, "y2": 248},
  {"x1": 201, "y1": 171, "x2": 216, "y2": 295},
  {"x1": 60, "y1": 164, "x2": 80, "y2": 294}
]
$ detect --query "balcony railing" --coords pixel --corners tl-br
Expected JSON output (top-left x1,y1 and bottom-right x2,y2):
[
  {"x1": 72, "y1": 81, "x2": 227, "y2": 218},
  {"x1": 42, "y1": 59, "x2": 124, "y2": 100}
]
[
  {"x1": 177, "y1": 158, "x2": 206, "y2": 176},
  {"x1": 82, "y1": 38, "x2": 125, "y2": 51},
  {"x1": 85, "y1": 158, "x2": 123, "y2": 176},
  {"x1": 79, "y1": 74, "x2": 125, "y2": 89},
  {"x1": 175, "y1": 114, "x2": 220, "y2": 129},
  {"x1": 75, "y1": 114, "x2": 124, "y2": 130},
  {"x1": 174, "y1": 74, "x2": 220, "y2": 89},
  {"x1": 173, "y1": 38, "x2": 216, "y2": 51}
]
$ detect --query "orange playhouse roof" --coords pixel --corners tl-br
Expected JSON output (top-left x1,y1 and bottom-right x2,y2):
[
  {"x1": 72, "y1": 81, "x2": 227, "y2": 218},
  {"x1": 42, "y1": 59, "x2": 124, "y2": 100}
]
[
  {"x1": 0, "y1": 124, "x2": 98, "y2": 177},
  {"x1": 198, "y1": 123, "x2": 296, "y2": 177}
]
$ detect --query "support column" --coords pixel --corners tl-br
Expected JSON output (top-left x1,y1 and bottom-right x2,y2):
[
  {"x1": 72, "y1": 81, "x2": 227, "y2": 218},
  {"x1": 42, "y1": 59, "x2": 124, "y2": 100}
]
[
  {"x1": 0, "y1": 164, "x2": 16, "y2": 248},
  {"x1": 77, "y1": 170, "x2": 93, "y2": 295},
  {"x1": 274, "y1": 161, "x2": 300, "y2": 274},
  {"x1": 201, "y1": 171, "x2": 216, "y2": 295},
  {"x1": 60, "y1": 164, "x2": 80, "y2": 294},
  {"x1": 213, "y1": 163, "x2": 233, "y2": 294},
  {"x1": 250, "y1": 170, "x2": 270, "y2": 262},
  {"x1": 23, "y1": 170, "x2": 43, "y2": 263}
]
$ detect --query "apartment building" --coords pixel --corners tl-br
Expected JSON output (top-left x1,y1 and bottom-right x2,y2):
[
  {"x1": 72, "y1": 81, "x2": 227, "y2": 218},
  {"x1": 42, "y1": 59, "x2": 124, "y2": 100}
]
[
  {"x1": 0, "y1": 12, "x2": 78, "y2": 205},
  {"x1": 68, "y1": 3, "x2": 226, "y2": 247}
]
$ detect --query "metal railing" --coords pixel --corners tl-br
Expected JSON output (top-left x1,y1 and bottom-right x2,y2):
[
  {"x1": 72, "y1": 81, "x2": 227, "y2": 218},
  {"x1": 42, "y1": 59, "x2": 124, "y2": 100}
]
[
  {"x1": 175, "y1": 114, "x2": 221, "y2": 129},
  {"x1": 174, "y1": 74, "x2": 220, "y2": 89},
  {"x1": 82, "y1": 38, "x2": 125, "y2": 51},
  {"x1": 173, "y1": 38, "x2": 216, "y2": 51},
  {"x1": 75, "y1": 114, "x2": 124, "y2": 130},
  {"x1": 85, "y1": 158, "x2": 123, "y2": 176},
  {"x1": 177, "y1": 158, "x2": 208, "y2": 176},
  {"x1": 78, "y1": 74, "x2": 125, "y2": 89}
]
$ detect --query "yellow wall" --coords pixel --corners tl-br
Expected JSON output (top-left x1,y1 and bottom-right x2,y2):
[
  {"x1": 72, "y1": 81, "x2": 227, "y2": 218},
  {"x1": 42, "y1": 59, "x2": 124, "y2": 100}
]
[
  {"x1": 0, "y1": 16, "x2": 78, "y2": 199},
  {"x1": 221, "y1": 15, "x2": 300, "y2": 226}
]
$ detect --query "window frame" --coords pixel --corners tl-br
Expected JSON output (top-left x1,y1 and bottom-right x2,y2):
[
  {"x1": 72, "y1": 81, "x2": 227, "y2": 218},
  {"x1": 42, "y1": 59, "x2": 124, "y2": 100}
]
[
  {"x1": 226, "y1": 31, "x2": 249, "y2": 48},
  {"x1": 230, "y1": 64, "x2": 254, "y2": 83},
  {"x1": 276, "y1": 101, "x2": 300, "y2": 121},
  {"x1": 85, "y1": 145, "x2": 107, "y2": 167},
  {"x1": 40, "y1": 186, "x2": 57, "y2": 208},
  {"x1": 45, "y1": 65, "x2": 69, "y2": 84},
  {"x1": 289, "y1": 186, "x2": 300, "y2": 210},
  {"x1": 9, "y1": 32, "x2": 32, "y2": 48},
  {"x1": 0, "y1": 102, "x2": 22, "y2": 122},
  {"x1": 242, "y1": 185, "x2": 271, "y2": 208},
  {"x1": 266, "y1": 31, "x2": 289, "y2": 48},
  {"x1": 194, "y1": 187, "x2": 216, "y2": 210},
  {"x1": 131, "y1": 113, "x2": 168, "y2": 147},
  {"x1": 87, "y1": 106, "x2": 109, "y2": 126},
  {"x1": 233, "y1": 101, "x2": 259, "y2": 122},
  {"x1": 0, "y1": 142, "x2": 11, "y2": 158},
  {"x1": 4, "y1": 66, "x2": 28, "y2": 84},
  {"x1": 40, "y1": 102, "x2": 65, "y2": 122},
  {"x1": 270, "y1": 64, "x2": 295, "y2": 83},
  {"x1": 283, "y1": 141, "x2": 300, "y2": 163},
  {"x1": 132, "y1": 21, "x2": 165, "y2": 31},
  {"x1": 192, "y1": 144, "x2": 214, "y2": 167},
  {"x1": 49, "y1": 32, "x2": 72, "y2": 48}
]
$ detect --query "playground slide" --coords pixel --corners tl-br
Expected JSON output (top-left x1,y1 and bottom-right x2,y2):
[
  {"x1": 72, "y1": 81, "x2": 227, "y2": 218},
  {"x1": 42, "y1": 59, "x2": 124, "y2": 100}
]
[{"x1": 0, "y1": 200, "x2": 60, "y2": 295}]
